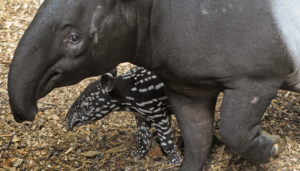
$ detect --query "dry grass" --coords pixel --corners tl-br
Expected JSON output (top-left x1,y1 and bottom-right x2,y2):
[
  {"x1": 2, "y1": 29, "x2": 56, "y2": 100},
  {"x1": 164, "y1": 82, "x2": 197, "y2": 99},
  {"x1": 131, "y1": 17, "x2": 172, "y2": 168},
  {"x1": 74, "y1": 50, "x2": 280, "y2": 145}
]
[{"x1": 0, "y1": 0, "x2": 299, "y2": 170}]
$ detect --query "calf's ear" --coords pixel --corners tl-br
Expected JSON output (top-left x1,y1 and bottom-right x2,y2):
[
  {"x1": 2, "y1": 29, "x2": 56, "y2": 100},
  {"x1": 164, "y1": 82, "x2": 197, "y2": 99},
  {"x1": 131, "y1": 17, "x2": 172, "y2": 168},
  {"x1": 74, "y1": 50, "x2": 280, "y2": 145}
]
[
  {"x1": 100, "y1": 74, "x2": 115, "y2": 93},
  {"x1": 109, "y1": 68, "x2": 117, "y2": 77}
]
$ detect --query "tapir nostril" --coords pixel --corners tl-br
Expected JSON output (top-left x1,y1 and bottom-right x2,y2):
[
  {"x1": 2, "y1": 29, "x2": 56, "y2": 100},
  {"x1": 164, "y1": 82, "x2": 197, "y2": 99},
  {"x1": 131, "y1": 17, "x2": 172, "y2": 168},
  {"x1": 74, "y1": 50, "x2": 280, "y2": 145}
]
[{"x1": 12, "y1": 114, "x2": 24, "y2": 123}]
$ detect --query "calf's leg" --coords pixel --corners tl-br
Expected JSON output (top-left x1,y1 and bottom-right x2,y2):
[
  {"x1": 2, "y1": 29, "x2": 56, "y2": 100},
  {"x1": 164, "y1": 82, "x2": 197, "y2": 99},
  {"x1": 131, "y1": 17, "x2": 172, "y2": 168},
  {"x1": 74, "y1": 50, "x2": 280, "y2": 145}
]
[
  {"x1": 132, "y1": 117, "x2": 152, "y2": 159},
  {"x1": 153, "y1": 113, "x2": 181, "y2": 164}
]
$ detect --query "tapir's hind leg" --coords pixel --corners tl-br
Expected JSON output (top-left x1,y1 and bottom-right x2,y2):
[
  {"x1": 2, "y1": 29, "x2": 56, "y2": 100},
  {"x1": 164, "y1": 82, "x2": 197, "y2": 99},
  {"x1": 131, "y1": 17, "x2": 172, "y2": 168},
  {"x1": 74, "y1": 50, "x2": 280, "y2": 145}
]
[
  {"x1": 220, "y1": 80, "x2": 282, "y2": 163},
  {"x1": 165, "y1": 88, "x2": 218, "y2": 171}
]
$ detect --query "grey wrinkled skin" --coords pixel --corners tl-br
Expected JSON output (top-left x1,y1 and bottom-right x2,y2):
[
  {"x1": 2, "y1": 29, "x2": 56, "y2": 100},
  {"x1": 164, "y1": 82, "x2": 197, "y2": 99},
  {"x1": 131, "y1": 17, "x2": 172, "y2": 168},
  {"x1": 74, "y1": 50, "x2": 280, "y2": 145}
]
[
  {"x1": 66, "y1": 67, "x2": 181, "y2": 164},
  {"x1": 8, "y1": 0, "x2": 300, "y2": 170}
]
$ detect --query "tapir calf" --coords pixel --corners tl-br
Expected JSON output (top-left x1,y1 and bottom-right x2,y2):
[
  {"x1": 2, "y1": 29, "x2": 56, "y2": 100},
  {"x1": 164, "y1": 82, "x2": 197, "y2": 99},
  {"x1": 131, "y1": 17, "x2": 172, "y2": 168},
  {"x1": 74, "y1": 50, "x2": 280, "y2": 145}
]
[
  {"x1": 66, "y1": 67, "x2": 181, "y2": 164},
  {"x1": 8, "y1": 0, "x2": 300, "y2": 170}
]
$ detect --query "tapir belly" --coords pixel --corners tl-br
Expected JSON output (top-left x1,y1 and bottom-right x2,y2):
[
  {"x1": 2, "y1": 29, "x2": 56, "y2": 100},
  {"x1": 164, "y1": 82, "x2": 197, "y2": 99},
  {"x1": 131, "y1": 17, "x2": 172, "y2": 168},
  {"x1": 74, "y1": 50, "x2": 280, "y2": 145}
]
[
  {"x1": 149, "y1": 0, "x2": 294, "y2": 92},
  {"x1": 272, "y1": 0, "x2": 300, "y2": 91}
]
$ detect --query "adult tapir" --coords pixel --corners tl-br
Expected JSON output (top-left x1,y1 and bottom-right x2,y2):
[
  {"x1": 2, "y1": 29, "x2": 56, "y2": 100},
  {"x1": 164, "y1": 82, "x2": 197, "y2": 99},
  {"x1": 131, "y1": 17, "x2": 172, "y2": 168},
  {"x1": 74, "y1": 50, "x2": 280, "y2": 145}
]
[{"x1": 7, "y1": 0, "x2": 300, "y2": 170}]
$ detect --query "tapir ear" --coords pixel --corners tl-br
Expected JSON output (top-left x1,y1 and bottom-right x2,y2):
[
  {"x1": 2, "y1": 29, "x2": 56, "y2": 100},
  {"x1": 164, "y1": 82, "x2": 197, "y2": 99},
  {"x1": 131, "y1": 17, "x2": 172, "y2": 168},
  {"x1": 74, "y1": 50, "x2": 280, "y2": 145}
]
[
  {"x1": 108, "y1": 68, "x2": 117, "y2": 77},
  {"x1": 100, "y1": 74, "x2": 115, "y2": 93}
]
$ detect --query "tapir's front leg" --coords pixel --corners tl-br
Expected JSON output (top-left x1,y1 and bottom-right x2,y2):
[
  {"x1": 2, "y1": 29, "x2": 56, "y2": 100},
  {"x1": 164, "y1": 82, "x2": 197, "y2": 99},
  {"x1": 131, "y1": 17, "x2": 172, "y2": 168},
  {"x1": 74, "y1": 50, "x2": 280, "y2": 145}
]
[
  {"x1": 132, "y1": 117, "x2": 151, "y2": 159},
  {"x1": 165, "y1": 87, "x2": 218, "y2": 171},
  {"x1": 220, "y1": 80, "x2": 282, "y2": 163}
]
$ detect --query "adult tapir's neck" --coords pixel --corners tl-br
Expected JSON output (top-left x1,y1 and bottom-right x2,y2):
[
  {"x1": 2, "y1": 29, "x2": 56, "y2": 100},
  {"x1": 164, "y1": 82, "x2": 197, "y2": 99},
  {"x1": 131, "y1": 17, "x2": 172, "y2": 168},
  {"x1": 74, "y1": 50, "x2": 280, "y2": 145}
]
[
  {"x1": 127, "y1": 0, "x2": 154, "y2": 67},
  {"x1": 96, "y1": 0, "x2": 153, "y2": 64}
]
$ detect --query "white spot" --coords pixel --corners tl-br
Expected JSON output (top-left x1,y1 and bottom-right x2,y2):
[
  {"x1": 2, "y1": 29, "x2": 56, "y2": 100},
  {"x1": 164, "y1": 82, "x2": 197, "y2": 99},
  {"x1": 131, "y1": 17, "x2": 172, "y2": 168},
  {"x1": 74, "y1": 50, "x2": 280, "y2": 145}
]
[
  {"x1": 95, "y1": 107, "x2": 101, "y2": 112},
  {"x1": 222, "y1": 8, "x2": 227, "y2": 13},
  {"x1": 109, "y1": 104, "x2": 116, "y2": 109},
  {"x1": 131, "y1": 87, "x2": 137, "y2": 91},
  {"x1": 202, "y1": 9, "x2": 208, "y2": 15},
  {"x1": 96, "y1": 114, "x2": 102, "y2": 117},
  {"x1": 113, "y1": 107, "x2": 121, "y2": 111},
  {"x1": 250, "y1": 97, "x2": 259, "y2": 104},
  {"x1": 100, "y1": 110, "x2": 109, "y2": 114}
]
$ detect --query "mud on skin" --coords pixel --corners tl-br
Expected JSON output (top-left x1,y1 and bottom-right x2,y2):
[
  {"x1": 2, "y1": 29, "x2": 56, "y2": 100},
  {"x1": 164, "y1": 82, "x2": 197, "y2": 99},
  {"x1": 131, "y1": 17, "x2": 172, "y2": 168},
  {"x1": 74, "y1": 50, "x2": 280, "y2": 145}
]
[{"x1": 65, "y1": 67, "x2": 181, "y2": 164}]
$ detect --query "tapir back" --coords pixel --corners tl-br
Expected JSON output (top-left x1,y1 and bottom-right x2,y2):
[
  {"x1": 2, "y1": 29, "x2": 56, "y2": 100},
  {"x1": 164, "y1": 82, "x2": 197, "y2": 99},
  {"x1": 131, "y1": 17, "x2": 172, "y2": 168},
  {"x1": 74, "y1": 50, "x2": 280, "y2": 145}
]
[{"x1": 148, "y1": 0, "x2": 292, "y2": 91}]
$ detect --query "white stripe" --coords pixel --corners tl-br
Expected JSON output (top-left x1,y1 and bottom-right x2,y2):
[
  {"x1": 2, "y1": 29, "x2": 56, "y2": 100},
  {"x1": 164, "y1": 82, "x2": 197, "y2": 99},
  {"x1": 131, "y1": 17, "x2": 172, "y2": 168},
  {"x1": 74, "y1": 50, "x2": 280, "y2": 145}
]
[
  {"x1": 155, "y1": 83, "x2": 164, "y2": 89},
  {"x1": 158, "y1": 96, "x2": 167, "y2": 101},
  {"x1": 138, "y1": 88, "x2": 148, "y2": 93},
  {"x1": 125, "y1": 96, "x2": 135, "y2": 100},
  {"x1": 136, "y1": 100, "x2": 153, "y2": 106},
  {"x1": 121, "y1": 102, "x2": 132, "y2": 106},
  {"x1": 130, "y1": 106, "x2": 153, "y2": 114},
  {"x1": 152, "y1": 113, "x2": 164, "y2": 118},
  {"x1": 153, "y1": 108, "x2": 162, "y2": 113},
  {"x1": 163, "y1": 128, "x2": 171, "y2": 135},
  {"x1": 148, "y1": 85, "x2": 154, "y2": 91}
]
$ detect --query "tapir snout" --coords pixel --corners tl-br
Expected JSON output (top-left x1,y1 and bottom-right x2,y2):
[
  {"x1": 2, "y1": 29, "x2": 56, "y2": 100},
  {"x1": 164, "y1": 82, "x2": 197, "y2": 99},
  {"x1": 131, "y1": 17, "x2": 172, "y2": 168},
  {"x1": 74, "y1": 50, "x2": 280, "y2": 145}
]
[{"x1": 8, "y1": 0, "x2": 136, "y2": 122}]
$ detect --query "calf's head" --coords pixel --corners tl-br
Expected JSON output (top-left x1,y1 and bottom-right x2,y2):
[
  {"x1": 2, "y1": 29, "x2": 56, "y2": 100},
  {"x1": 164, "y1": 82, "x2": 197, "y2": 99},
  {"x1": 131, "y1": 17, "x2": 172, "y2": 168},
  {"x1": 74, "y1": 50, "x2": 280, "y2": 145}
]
[
  {"x1": 8, "y1": 0, "x2": 136, "y2": 122},
  {"x1": 66, "y1": 71, "x2": 119, "y2": 131}
]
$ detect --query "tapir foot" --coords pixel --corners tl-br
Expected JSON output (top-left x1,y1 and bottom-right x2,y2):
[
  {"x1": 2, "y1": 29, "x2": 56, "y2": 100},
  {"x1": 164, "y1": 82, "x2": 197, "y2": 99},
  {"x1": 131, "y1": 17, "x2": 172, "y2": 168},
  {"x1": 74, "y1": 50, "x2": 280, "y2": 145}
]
[
  {"x1": 165, "y1": 151, "x2": 182, "y2": 164},
  {"x1": 131, "y1": 147, "x2": 148, "y2": 159},
  {"x1": 133, "y1": 117, "x2": 151, "y2": 159},
  {"x1": 261, "y1": 131, "x2": 283, "y2": 156},
  {"x1": 220, "y1": 81, "x2": 282, "y2": 163}
]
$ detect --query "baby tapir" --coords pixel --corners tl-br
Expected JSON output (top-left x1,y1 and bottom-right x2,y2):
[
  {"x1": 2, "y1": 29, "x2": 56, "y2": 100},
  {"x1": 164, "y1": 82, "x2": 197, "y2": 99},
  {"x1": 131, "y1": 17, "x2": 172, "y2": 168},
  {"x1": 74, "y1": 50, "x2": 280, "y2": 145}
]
[{"x1": 65, "y1": 67, "x2": 181, "y2": 164}]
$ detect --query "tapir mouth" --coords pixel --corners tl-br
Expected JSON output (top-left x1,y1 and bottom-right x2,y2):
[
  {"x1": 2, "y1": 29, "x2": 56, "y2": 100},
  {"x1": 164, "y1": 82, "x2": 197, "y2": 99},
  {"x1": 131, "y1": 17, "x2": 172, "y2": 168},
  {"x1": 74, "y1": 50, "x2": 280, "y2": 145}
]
[
  {"x1": 66, "y1": 119, "x2": 94, "y2": 131},
  {"x1": 37, "y1": 70, "x2": 62, "y2": 99}
]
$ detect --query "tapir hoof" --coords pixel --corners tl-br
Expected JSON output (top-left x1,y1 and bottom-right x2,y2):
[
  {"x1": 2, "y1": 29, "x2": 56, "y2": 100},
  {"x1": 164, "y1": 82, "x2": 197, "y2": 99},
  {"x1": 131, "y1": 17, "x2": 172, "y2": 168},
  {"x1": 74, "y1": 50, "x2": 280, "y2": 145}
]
[
  {"x1": 131, "y1": 148, "x2": 147, "y2": 159},
  {"x1": 260, "y1": 131, "x2": 283, "y2": 156},
  {"x1": 166, "y1": 152, "x2": 182, "y2": 164},
  {"x1": 271, "y1": 143, "x2": 283, "y2": 156}
]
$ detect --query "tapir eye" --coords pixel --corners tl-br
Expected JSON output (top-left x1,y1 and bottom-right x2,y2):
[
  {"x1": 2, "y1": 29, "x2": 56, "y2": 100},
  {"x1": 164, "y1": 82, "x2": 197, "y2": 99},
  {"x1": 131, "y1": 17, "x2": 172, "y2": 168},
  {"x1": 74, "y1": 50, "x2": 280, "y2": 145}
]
[{"x1": 69, "y1": 35, "x2": 80, "y2": 44}]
